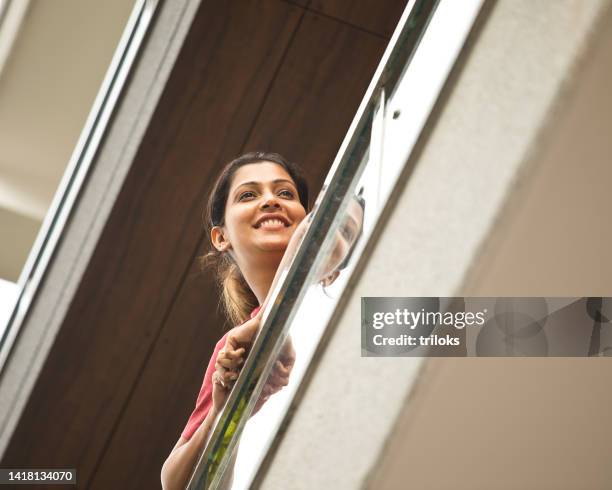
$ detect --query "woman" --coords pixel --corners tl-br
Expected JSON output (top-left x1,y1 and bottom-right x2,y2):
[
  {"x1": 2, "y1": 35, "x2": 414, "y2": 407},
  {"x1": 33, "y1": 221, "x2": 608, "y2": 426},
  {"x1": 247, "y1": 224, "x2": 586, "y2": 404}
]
[
  {"x1": 161, "y1": 152, "x2": 364, "y2": 489},
  {"x1": 160, "y1": 152, "x2": 309, "y2": 490}
]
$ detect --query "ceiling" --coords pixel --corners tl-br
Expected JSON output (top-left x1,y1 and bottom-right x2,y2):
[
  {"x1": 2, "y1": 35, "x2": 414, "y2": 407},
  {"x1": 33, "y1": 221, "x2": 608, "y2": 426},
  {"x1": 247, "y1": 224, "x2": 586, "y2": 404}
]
[{"x1": 0, "y1": 0, "x2": 134, "y2": 281}]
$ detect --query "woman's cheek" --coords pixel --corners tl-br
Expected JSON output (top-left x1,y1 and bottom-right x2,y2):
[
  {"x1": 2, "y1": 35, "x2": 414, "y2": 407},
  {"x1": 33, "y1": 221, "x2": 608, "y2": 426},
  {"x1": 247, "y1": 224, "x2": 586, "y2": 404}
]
[{"x1": 321, "y1": 232, "x2": 346, "y2": 275}]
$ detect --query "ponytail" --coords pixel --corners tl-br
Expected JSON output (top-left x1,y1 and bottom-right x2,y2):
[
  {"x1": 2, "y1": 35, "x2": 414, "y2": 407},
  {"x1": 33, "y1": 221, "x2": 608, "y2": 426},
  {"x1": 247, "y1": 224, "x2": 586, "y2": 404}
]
[{"x1": 198, "y1": 250, "x2": 258, "y2": 327}]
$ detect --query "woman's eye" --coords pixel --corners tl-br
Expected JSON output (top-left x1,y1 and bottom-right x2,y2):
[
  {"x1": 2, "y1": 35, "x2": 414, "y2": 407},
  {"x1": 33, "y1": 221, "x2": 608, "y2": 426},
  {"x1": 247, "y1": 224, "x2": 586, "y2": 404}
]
[
  {"x1": 238, "y1": 191, "x2": 256, "y2": 200},
  {"x1": 279, "y1": 189, "x2": 294, "y2": 198},
  {"x1": 340, "y1": 226, "x2": 354, "y2": 242}
]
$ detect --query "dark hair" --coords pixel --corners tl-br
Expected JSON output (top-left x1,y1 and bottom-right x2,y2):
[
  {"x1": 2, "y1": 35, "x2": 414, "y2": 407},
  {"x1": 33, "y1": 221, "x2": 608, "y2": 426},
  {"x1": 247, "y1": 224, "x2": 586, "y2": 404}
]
[{"x1": 200, "y1": 151, "x2": 309, "y2": 325}]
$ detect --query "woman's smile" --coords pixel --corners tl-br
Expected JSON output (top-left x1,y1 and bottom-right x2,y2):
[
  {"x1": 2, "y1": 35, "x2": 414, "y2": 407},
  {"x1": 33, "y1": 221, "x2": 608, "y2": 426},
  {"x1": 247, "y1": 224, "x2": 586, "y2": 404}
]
[
  {"x1": 254, "y1": 213, "x2": 292, "y2": 230},
  {"x1": 257, "y1": 220, "x2": 288, "y2": 230}
]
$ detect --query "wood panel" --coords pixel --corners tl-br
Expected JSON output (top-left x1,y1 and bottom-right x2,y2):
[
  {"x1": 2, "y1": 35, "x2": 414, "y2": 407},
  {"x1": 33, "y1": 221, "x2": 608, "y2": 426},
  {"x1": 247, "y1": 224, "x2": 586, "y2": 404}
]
[
  {"x1": 245, "y1": 10, "x2": 387, "y2": 183},
  {"x1": 1, "y1": 1, "x2": 403, "y2": 489},
  {"x1": 292, "y1": 0, "x2": 409, "y2": 38}
]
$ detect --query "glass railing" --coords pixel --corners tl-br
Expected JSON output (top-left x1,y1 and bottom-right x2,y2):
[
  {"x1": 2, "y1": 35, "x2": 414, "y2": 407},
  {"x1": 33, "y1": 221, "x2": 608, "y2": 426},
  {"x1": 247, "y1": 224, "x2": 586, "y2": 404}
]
[
  {"x1": 0, "y1": 0, "x2": 159, "y2": 372},
  {"x1": 186, "y1": 1, "x2": 485, "y2": 488}
]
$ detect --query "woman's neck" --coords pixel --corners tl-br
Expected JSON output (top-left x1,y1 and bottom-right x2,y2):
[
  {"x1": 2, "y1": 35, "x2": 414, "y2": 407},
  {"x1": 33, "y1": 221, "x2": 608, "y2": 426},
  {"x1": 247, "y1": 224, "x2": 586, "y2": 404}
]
[{"x1": 239, "y1": 253, "x2": 282, "y2": 305}]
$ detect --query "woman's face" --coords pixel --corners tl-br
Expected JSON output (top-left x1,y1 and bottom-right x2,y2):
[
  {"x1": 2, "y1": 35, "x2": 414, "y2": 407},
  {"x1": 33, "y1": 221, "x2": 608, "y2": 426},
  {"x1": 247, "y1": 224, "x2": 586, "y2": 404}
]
[
  {"x1": 212, "y1": 162, "x2": 307, "y2": 266},
  {"x1": 324, "y1": 197, "x2": 364, "y2": 276}
]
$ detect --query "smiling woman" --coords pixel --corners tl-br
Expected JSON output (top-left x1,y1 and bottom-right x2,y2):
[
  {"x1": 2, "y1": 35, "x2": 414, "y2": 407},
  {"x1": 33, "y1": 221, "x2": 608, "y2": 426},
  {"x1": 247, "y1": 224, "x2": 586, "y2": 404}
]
[
  {"x1": 160, "y1": 152, "x2": 310, "y2": 490},
  {"x1": 160, "y1": 151, "x2": 368, "y2": 490}
]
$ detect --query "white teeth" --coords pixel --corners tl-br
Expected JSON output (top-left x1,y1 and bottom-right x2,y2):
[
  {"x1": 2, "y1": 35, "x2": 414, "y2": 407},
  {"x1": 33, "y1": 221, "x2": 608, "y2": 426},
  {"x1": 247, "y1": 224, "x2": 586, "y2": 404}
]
[{"x1": 258, "y1": 219, "x2": 286, "y2": 228}]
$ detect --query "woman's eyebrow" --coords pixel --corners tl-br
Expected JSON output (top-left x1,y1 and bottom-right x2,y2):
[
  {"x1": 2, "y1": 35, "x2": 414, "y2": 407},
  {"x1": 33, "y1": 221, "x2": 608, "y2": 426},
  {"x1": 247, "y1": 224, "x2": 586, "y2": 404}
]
[
  {"x1": 345, "y1": 216, "x2": 359, "y2": 231},
  {"x1": 234, "y1": 178, "x2": 295, "y2": 189}
]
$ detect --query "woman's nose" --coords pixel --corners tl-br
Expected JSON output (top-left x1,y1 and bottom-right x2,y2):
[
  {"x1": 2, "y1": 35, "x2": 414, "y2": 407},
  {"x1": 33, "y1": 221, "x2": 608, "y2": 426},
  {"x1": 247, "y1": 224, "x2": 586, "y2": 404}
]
[{"x1": 260, "y1": 193, "x2": 281, "y2": 209}]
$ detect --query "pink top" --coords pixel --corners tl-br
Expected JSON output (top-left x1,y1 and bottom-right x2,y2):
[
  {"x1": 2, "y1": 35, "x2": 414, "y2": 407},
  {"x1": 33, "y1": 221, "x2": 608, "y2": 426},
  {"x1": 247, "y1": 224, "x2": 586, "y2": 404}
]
[{"x1": 181, "y1": 306, "x2": 261, "y2": 441}]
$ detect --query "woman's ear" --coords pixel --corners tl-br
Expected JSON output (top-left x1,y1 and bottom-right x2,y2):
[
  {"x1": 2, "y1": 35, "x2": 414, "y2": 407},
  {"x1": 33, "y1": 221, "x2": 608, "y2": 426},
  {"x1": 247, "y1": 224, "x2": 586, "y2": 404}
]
[{"x1": 211, "y1": 226, "x2": 231, "y2": 252}]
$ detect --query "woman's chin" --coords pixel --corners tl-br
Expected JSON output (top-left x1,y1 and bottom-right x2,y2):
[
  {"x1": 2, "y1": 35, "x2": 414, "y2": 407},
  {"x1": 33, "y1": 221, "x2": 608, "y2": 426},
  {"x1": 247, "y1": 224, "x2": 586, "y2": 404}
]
[{"x1": 254, "y1": 238, "x2": 290, "y2": 254}]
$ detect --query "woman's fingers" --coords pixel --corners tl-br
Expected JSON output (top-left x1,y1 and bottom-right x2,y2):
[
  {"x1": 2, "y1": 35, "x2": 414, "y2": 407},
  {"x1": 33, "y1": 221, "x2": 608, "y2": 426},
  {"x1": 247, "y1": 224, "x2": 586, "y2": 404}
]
[
  {"x1": 226, "y1": 335, "x2": 246, "y2": 354},
  {"x1": 260, "y1": 384, "x2": 275, "y2": 398},
  {"x1": 223, "y1": 370, "x2": 239, "y2": 382},
  {"x1": 224, "y1": 348, "x2": 245, "y2": 363},
  {"x1": 230, "y1": 316, "x2": 261, "y2": 345},
  {"x1": 267, "y1": 373, "x2": 289, "y2": 388},
  {"x1": 217, "y1": 340, "x2": 246, "y2": 373},
  {"x1": 264, "y1": 362, "x2": 290, "y2": 391},
  {"x1": 274, "y1": 360, "x2": 290, "y2": 376},
  {"x1": 213, "y1": 371, "x2": 226, "y2": 388},
  {"x1": 267, "y1": 361, "x2": 291, "y2": 384},
  {"x1": 216, "y1": 357, "x2": 242, "y2": 370},
  {"x1": 214, "y1": 342, "x2": 246, "y2": 392},
  {"x1": 213, "y1": 369, "x2": 239, "y2": 390},
  {"x1": 254, "y1": 375, "x2": 288, "y2": 412},
  {"x1": 218, "y1": 344, "x2": 245, "y2": 360},
  {"x1": 270, "y1": 365, "x2": 290, "y2": 384},
  {"x1": 262, "y1": 381, "x2": 283, "y2": 398},
  {"x1": 216, "y1": 335, "x2": 294, "y2": 403}
]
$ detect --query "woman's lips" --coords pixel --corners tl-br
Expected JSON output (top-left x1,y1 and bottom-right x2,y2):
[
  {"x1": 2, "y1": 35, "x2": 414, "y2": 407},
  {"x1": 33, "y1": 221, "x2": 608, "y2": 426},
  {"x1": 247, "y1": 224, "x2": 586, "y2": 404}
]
[{"x1": 256, "y1": 218, "x2": 289, "y2": 230}]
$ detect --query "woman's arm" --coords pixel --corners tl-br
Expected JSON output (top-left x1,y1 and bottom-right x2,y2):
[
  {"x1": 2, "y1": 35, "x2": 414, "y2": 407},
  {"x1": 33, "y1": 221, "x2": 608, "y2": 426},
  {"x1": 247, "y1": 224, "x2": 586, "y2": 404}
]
[
  {"x1": 161, "y1": 337, "x2": 240, "y2": 490},
  {"x1": 161, "y1": 406, "x2": 219, "y2": 490}
]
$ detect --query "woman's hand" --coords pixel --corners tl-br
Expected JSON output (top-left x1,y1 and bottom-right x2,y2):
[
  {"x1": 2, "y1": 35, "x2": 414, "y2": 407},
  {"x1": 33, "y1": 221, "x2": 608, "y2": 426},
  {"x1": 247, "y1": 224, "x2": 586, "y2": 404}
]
[
  {"x1": 211, "y1": 311, "x2": 261, "y2": 392},
  {"x1": 227, "y1": 313, "x2": 262, "y2": 347},
  {"x1": 212, "y1": 334, "x2": 246, "y2": 413},
  {"x1": 215, "y1": 334, "x2": 246, "y2": 376},
  {"x1": 266, "y1": 337, "x2": 296, "y2": 398},
  {"x1": 252, "y1": 338, "x2": 296, "y2": 414},
  {"x1": 212, "y1": 318, "x2": 297, "y2": 417}
]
